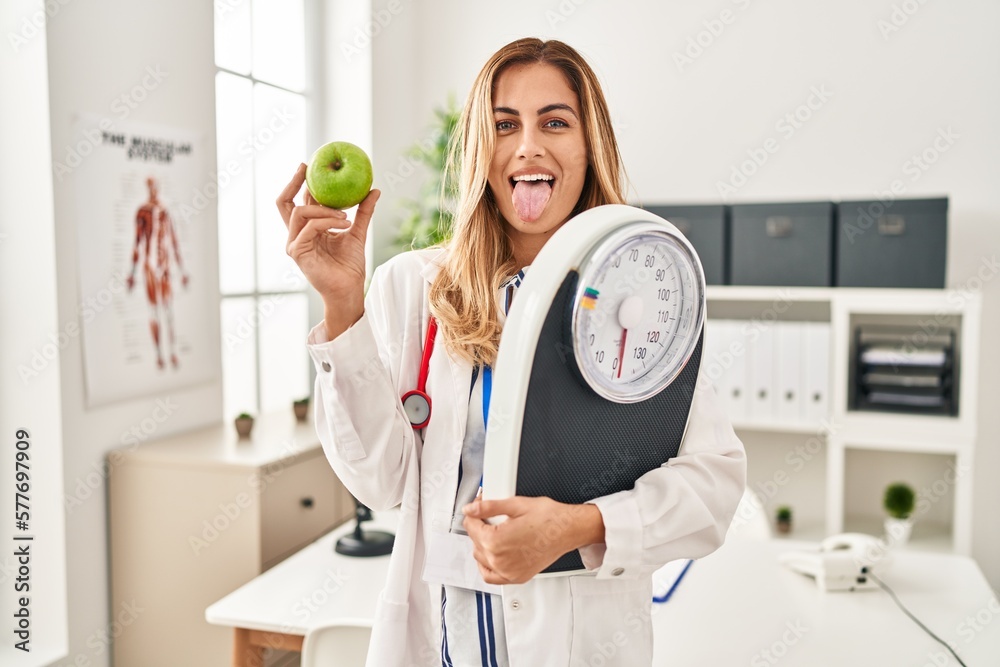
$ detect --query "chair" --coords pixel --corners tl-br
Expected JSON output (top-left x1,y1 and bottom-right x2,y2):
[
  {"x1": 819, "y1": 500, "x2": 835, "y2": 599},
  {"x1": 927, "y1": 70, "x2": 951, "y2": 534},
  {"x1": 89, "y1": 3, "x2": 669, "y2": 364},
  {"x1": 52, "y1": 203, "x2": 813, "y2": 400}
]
[
  {"x1": 725, "y1": 486, "x2": 773, "y2": 541},
  {"x1": 300, "y1": 619, "x2": 373, "y2": 667}
]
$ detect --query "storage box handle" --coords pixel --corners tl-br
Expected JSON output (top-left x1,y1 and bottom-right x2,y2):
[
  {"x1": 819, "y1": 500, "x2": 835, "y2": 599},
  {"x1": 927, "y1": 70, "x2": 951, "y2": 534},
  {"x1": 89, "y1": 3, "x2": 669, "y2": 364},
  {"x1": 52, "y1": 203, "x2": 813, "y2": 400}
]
[
  {"x1": 766, "y1": 216, "x2": 793, "y2": 237},
  {"x1": 877, "y1": 214, "x2": 906, "y2": 236}
]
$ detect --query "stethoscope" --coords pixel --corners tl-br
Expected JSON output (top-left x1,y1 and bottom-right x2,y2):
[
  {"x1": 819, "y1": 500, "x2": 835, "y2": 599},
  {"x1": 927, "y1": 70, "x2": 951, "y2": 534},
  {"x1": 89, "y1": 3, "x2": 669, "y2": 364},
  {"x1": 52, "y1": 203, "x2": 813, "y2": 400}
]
[
  {"x1": 401, "y1": 317, "x2": 438, "y2": 429},
  {"x1": 401, "y1": 278, "x2": 518, "y2": 430},
  {"x1": 400, "y1": 317, "x2": 495, "y2": 431}
]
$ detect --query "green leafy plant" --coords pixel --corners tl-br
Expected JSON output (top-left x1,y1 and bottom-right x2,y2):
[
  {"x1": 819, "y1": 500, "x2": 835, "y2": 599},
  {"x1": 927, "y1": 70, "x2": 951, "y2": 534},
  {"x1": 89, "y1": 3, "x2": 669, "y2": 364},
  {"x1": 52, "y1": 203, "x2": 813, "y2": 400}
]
[
  {"x1": 395, "y1": 98, "x2": 460, "y2": 250},
  {"x1": 236, "y1": 412, "x2": 253, "y2": 420},
  {"x1": 883, "y1": 482, "x2": 915, "y2": 519},
  {"x1": 293, "y1": 397, "x2": 310, "y2": 406}
]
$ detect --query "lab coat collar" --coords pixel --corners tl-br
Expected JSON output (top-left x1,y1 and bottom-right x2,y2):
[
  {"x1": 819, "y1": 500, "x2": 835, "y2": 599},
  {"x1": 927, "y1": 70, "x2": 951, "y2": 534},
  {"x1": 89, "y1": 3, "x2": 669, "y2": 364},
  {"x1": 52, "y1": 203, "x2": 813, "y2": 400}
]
[{"x1": 419, "y1": 249, "x2": 446, "y2": 284}]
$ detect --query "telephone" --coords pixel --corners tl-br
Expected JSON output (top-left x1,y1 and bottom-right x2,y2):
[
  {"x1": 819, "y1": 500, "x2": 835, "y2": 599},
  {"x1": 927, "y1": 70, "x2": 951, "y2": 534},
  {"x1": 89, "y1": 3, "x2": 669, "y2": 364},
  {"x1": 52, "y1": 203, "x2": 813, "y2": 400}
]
[{"x1": 778, "y1": 533, "x2": 892, "y2": 593}]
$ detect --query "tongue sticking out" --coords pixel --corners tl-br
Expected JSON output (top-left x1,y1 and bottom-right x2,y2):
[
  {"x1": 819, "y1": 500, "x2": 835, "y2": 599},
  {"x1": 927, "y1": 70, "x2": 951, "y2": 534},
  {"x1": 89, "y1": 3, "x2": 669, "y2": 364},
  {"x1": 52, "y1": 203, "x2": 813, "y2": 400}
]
[{"x1": 512, "y1": 180, "x2": 552, "y2": 222}]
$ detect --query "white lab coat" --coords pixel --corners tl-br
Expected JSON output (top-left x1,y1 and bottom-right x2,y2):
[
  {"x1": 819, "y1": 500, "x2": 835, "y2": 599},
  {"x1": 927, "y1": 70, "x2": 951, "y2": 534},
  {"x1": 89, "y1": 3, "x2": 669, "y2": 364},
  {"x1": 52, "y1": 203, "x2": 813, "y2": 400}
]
[{"x1": 307, "y1": 247, "x2": 746, "y2": 667}]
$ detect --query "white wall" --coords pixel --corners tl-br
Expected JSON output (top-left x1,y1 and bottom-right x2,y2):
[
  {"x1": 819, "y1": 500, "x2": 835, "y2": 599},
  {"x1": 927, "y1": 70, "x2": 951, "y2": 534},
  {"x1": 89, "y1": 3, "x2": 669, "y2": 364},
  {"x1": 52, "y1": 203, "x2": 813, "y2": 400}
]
[
  {"x1": 368, "y1": 0, "x2": 1000, "y2": 588},
  {"x1": 42, "y1": 0, "x2": 222, "y2": 665},
  {"x1": 0, "y1": 1, "x2": 68, "y2": 664},
  {"x1": 369, "y1": 0, "x2": 423, "y2": 267}
]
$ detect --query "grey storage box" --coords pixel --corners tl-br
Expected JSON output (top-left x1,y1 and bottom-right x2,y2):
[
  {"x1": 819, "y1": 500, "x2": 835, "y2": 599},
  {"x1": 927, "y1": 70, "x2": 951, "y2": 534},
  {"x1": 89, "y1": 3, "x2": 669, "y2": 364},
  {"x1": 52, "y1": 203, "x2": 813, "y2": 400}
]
[
  {"x1": 642, "y1": 204, "x2": 726, "y2": 285},
  {"x1": 730, "y1": 202, "x2": 833, "y2": 287},
  {"x1": 836, "y1": 197, "x2": 947, "y2": 288}
]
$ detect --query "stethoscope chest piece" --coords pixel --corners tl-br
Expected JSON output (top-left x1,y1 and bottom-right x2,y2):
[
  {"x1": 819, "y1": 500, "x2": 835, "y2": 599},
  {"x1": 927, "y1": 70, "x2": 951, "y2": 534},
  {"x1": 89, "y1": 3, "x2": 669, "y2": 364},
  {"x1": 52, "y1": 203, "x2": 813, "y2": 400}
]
[{"x1": 401, "y1": 390, "x2": 431, "y2": 430}]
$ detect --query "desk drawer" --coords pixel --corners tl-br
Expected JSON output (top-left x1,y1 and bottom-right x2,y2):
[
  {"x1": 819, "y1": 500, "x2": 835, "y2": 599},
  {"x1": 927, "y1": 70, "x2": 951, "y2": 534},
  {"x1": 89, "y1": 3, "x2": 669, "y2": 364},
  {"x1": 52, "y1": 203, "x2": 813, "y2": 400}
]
[{"x1": 260, "y1": 453, "x2": 353, "y2": 567}]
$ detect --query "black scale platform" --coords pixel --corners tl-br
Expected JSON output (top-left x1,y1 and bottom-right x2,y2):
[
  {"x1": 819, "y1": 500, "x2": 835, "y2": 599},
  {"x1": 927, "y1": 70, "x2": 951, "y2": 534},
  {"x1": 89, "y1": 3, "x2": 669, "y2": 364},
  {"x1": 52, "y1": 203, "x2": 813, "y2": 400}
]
[{"x1": 512, "y1": 270, "x2": 703, "y2": 574}]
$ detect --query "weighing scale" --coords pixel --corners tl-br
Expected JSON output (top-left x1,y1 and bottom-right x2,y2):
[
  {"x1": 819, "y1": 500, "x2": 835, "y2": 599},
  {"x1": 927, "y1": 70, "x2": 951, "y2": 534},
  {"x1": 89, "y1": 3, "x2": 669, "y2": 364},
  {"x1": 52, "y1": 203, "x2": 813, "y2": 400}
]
[{"x1": 481, "y1": 204, "x2": 707, "y2": 575}]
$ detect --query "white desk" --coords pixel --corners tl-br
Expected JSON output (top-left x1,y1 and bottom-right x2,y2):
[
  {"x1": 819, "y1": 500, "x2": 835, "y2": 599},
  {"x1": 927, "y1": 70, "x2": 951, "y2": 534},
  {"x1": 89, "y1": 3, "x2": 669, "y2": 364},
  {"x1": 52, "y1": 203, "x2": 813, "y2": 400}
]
[
  {"x1": 207, "y1": 513, "x2": 1000, "y2": 666},
  {"x1": 651, "y1": 538, "x2": 1000, "y2": 666},
  {"x1": 206, "y1": 512, "x2": 397, "y2": 666}
]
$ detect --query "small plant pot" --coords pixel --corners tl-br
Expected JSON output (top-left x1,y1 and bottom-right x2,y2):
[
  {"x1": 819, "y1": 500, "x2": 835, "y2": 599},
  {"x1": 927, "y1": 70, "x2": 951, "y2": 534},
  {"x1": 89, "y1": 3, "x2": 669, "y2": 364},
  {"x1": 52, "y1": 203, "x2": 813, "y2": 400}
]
[
  {"x1": 776, "y1": 519, "x2": 792, "y2": 535},
  {"x1": 293, "y1": 402, "x2": 309, "y2": 422},
  {"x1": 884, "y1": 517, "x2": 913, "y2": 547},
  {"x1": 234, "y1": 416, "x2": 254, "y2": 439}
]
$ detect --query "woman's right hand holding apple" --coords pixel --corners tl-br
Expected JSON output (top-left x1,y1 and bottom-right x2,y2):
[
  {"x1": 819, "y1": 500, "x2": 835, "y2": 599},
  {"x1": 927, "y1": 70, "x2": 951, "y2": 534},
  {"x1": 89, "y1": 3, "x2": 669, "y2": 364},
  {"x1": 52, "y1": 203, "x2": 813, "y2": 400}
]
[{"x1": 277, "y1": 163, "x2": 381, "y2": 340}]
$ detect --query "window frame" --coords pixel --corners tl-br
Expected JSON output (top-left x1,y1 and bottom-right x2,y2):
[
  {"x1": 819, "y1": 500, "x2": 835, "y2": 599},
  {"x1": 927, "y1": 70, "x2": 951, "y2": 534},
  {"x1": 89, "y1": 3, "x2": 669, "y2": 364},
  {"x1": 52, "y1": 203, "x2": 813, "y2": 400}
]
[{"x1": 213, "y1": 0, "x2": 322, "y2": 419}]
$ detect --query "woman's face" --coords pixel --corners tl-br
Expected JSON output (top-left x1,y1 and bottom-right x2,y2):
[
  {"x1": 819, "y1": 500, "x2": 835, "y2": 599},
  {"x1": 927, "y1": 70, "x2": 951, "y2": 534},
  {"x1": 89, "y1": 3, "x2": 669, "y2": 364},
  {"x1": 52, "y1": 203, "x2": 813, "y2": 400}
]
[{"x1": 487, "y1": 62, "x2": 589, "y2": 250}]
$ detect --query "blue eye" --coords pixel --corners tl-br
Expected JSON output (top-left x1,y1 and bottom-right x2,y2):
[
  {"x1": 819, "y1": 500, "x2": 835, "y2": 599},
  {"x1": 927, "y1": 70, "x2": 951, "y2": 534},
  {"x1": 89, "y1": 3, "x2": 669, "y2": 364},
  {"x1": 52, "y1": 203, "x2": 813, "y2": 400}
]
[
  {"x1": 545, "y1": 119, "x2": 569, "y2": 128},
  {"x1": 496, "y1": 120, "x2": 516, "y2": 131}
]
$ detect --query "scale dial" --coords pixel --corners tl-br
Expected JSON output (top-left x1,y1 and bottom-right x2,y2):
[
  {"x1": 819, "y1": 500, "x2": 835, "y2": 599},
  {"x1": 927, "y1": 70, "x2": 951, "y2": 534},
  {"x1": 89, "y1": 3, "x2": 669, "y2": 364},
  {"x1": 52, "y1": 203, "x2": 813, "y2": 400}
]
[{"x1": 571, "y1": 223, "x2": 706, "y2": 403}]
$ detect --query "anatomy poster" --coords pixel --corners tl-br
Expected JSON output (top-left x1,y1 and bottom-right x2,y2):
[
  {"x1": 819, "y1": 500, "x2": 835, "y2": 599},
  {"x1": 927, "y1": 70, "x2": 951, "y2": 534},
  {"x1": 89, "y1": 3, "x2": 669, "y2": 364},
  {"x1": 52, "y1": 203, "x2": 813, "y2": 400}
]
[{"x1": 73, "y1": 115, "x2": 217, "y2": 407}]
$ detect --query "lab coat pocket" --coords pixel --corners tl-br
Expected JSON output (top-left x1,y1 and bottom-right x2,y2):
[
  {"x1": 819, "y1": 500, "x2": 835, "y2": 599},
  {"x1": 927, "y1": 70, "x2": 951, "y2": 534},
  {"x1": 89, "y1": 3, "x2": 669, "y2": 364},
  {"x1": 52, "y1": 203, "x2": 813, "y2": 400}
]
[
  {"x1": 329, "y1": 412, "x2": 366, "y2": 461},
  {"x1": 568, "y1": 574, "x2": 653, "y2": 667}
]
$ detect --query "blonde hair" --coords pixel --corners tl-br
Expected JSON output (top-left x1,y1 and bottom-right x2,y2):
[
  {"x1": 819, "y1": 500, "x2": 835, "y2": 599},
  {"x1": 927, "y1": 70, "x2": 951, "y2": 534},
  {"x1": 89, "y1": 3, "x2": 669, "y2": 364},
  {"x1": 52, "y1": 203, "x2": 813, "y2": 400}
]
[{"x1": 428, "y1": 38, "x2": 627, "y2": 366}]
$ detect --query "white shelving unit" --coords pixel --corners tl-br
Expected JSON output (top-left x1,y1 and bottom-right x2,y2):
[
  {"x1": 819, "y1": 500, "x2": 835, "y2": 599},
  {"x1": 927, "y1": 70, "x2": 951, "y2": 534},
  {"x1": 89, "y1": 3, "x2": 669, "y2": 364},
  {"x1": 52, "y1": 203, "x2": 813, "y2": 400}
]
[{"x1": 706, "y1": 286, "x2": 981, "y2": 555}]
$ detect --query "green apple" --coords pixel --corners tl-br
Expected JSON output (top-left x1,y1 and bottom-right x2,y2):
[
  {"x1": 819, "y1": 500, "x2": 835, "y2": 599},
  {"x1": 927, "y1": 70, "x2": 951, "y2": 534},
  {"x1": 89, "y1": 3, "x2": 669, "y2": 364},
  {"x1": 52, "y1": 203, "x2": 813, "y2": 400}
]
[{"x1": 305, "y1": 141, "x2": 373, "y2": 209}]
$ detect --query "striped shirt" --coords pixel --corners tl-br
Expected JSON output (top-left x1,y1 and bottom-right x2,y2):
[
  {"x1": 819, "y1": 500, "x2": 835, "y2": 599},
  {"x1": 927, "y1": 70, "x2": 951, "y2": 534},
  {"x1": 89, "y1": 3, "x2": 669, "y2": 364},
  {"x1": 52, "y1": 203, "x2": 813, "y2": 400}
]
[{"x1": 440, "y1": 268, "x2": 527, "y2": 667}]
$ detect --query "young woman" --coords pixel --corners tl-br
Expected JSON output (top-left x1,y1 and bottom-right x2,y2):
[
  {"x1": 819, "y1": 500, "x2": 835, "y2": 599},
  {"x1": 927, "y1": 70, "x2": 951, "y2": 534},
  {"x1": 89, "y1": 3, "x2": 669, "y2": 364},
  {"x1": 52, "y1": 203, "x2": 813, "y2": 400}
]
[{"x1": 278, "y1": 38, "x2": 745, "y2": 667}]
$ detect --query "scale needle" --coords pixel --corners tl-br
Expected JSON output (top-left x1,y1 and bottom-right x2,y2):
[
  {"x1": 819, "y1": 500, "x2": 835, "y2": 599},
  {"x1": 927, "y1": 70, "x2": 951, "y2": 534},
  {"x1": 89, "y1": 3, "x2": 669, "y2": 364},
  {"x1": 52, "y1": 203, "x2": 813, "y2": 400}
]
[
  {"x1": 617, "y1": 329, "x2": 627, "y2": 379},
  {"x1": 616, "y1": 294, "x2": 642, "y2": 381}
]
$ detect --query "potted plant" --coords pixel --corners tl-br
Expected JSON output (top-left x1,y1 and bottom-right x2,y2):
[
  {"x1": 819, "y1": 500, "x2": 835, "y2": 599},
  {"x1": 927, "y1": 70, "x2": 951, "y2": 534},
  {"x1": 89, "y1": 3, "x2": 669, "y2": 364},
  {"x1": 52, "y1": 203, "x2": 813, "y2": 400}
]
[
  {"x1": 775, "y1": 506, "x2": 792, "y2": 534},
  {"x1": 234, "y1": 412, "x2": 255, "y2": 439},
  {"x1": 883, "y1": 482, "x2": 915, "y2": 546},
  {"x1": 293, "y1": 397, "x2": 310, "y2": 422},
  {"x1": 395, "y1": 98, "x2": 460, "y2": 251}
]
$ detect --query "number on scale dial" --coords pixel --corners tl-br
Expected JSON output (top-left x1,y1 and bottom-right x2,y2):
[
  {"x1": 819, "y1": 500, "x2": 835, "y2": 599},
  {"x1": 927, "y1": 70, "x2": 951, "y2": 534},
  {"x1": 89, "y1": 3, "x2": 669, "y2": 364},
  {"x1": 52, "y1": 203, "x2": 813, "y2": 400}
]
[{"x1": 572, "y1": 226, "x2": 705, "y2": 403}]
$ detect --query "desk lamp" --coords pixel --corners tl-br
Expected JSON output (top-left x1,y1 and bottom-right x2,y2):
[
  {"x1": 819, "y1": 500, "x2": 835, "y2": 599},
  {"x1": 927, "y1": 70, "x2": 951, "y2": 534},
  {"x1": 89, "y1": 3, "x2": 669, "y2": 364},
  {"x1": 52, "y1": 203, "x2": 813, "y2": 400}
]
[{"x1": 335, "y1": 499, "x2": 394, "y2": 557}]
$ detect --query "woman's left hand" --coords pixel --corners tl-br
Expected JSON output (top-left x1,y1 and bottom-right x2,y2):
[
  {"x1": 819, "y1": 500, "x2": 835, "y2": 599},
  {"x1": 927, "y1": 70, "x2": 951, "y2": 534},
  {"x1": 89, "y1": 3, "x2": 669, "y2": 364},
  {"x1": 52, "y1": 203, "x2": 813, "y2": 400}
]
[{"x1": 463, "y1": 496, "x2": 605, "y2": 585}]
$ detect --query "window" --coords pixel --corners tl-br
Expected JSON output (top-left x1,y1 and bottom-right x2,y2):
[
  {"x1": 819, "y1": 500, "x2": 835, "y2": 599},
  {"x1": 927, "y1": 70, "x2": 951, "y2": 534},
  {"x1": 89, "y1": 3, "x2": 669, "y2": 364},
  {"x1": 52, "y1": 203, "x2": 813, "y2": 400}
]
[{"x1": 214, "y1": 0, "x2": 311, "y2": 420}]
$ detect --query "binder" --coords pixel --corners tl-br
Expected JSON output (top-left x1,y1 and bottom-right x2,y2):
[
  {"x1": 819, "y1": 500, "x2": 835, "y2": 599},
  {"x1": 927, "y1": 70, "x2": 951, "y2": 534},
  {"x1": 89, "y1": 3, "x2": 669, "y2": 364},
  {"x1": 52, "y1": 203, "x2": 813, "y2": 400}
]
[
  {"x1": 802, "y1": 322, "x2": 831, "y2": 422},
  {"x1": 775, "y1": 321, "x2": 804, "y2": 423},
  {"x1": 703, "y1": 319, "x2": 727, "y2": 394},
  {"x1": 715, "y1": 320, "x2": 749, "y2": 423},
  {"x1": 749, "y1": 324, "x2": 776, "y2": 423}
]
